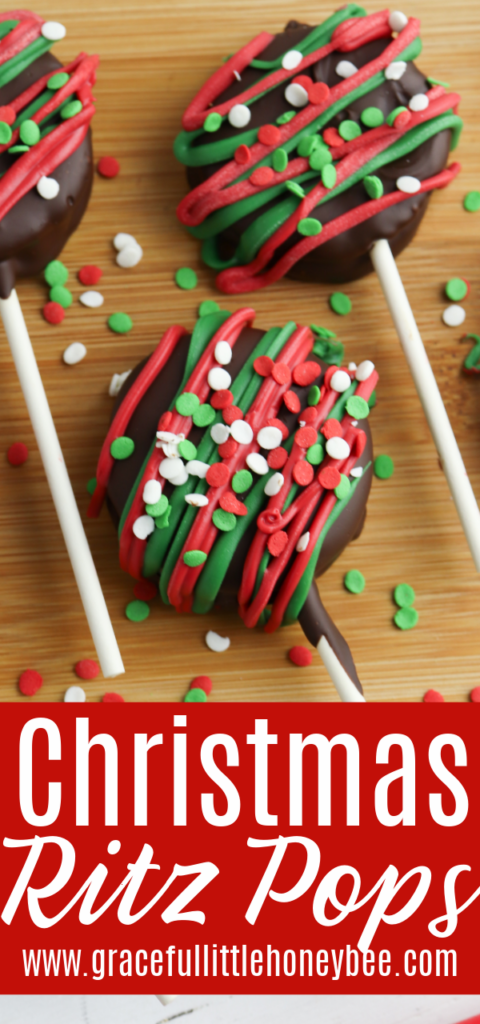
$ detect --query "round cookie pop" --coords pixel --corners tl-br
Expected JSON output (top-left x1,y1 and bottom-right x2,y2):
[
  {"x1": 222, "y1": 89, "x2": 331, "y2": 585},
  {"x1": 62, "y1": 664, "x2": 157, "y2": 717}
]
[
  {"x1": 88, "y1": 307, "x2": 378, "y2": 701},
  {"x1": 174, "y1": 7, "x2": 480, "y2": 571},
  {"x1": 0, "y1": 11, "x2": 123, "y2": 678}
]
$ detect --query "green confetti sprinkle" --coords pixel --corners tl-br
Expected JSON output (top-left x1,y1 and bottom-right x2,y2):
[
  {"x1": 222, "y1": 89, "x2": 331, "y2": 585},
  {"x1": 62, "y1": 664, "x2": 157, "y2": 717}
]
[
  {"x1": 297, "y1": 135, "x2": 320, "y2": 158},
  {"x1": 310, "y1": 324, "x2": 337, "y2": 339},
  {"x1": 185, "y1": 687, "x2": 207, "y2": 702},
  {"x1": 346, "y1": 395, "x2": 370, "y2": 419},
  {"x1": 47, "y1": 71, "x2": 70, "y2": 90},
  {"x1": 364, "y1": 174, "x2": 384, "y2": 199},
  {"x1": 330, "y1": 292, "x2": 351, "y2": 316},
  {"x1": 86, "y1": 477, "x2": 96, "y2": 495},
  {"x1": 286, "y1": 181, "x2": 305, "y2": 198},
  {"x1": 198, "y1": 300, "x2": 220, "y2": 317},
  {"x1": 276, "y1": 110, "x2": 296, "y2": 125},
  {"x1": 175, "y1": 267, "x2": 198, "y2": 290},
  {"x1": 306, "y1": 442, "x2": 324, "y2": 465},
  {"x1": 334, "y1": 474, "x2": 351, "y2": 500},
  {"x1": 394, "y1": 583, "x2": 416, "y2": 608},
  {"x1": 50, "y1": 285, "x2": 72, "y2": 309},
  {"x1": 322, "y1": 163, "x2": 337, "y2": 189},
  {"x1": 445, "y1": 277, "x2": 468, "y2": 302},
  {"x1": 232, "y1": 469, "x2": 253, "y2": 493},
  {"x1": 145, "y1": 495, "x2": 168, "y2": 518},
  {"x1": 183, "y1": 550, "x2": 208, "y2": 567},
  {"x1": 273, "y1": 148, "x2": 288, "y2": 172},
  {"x1": 463, "y1": 191, "x2": 480, "y2": 213},
  {"x1": 394, "y1": 606, "x2": 419, "y2": 631},
  {"x1": 176, "y1": 391, "x2": 200, "y2": 416},
  {"x1": 155, "y1": 505, "x2": 171, "y2": 530},
  {"x1": 374, "y1": 454, "x2": 394, "y2": 479},
  {"x1": 360, "y1": 106, "x2": 384, "y2": 128},
  {"x1": 193, "y1": 403, "x2": 216, "y2": 428},
  {"x1": 0, "y1": 122, "x2": 12, "y2": 145},
  {"x1": 108, "y1": 312, "x2": 133, "y2": 334},
  {"x1": 338, "y1": 119, "x2": 361, "y2": 141},
  {"x1": 178, "y1": 439, "x2": 197, "y2": 460},
  {"x1": 213, "y1": 508, "x2": 237, "y2": 532},
  {"x1": 44, "y1": 260, "x2": 69, "y2": 287},
  {"x1": 344, "y1": 569, "x2": 365, "y2": 594},
  {"x1": 110, "y1": 436, "x2": 135, "y2": 460},
  {"x1": 61, "y1": 99, "x2": 82, "y2": 119},
  {"x1": 8, "y1": 144, "x2": 29, "y2": 153},
  {"x1": 387, "y1": 105, "x2": 408, "y2": 126},
  {"x1": 298, "y1": 217, "x2": 322, "y2": 237},
  {"x1": 125, "y1": 599, "x2": 150, "y2": 623},
  {"x1": 308, "y1": 385, "x2": 321, "y2": 406},
  {"x1": 204, "y1": 111, "x2": 222, "y2": 132},
  {"x1": 19, "y1": 120, "x2": 40, "y2": 145},
  {"x1": 309, "y1": 146, "x2": 332, "y2": 171}
]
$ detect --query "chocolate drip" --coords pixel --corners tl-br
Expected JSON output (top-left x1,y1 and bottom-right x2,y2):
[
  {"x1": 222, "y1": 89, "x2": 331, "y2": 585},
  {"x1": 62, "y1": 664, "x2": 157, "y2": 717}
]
[{"x1": 299, "y1": 583, "x2": 363, "y2": 694}]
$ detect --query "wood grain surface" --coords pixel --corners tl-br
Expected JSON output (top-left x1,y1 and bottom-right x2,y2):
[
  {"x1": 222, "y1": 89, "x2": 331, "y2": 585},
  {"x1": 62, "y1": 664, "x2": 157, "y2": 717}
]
[{"x1": 1, "y1": 0, "x2": 479, "y2": 704}]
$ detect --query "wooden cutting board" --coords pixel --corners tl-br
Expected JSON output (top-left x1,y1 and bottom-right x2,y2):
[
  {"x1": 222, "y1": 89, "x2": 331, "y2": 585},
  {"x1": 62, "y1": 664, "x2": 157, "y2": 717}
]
[{"x1": 1, "y1": 0, "x2": 479, "y2": 704}]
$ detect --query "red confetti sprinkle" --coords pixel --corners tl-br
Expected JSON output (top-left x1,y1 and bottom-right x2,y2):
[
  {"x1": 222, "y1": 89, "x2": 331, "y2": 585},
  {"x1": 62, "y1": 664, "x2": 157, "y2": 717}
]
[
  {"x1": 158, "y1": 410, "x2": 173, "y2": 431},
  {"x1": 234, "y1": 144, "x2": 251, "y2": 164},
  {"x1": 190, "y1": 675, "x2": 212, "y2": 695},
  {"x1": 134, "y1": 579, "x2": 158, "y2": 601},
  {"x1": 19, "y1": 669, "x2": 43, "y2": 697},
  {"x1": 258, "y1": 124, "x2": 281, "y2": 146},
  {"x1": 321, "y1": 418, "x2": 343, "y2": 439},
  {"x1": 103, "y1": 692, "x2": 125, "y2": 702},
  {"x1": 293, "y1": 460, "x2": 314, "y2": 486},
  {"x1": 218, "y1": 438, "x2": 239, "y2": 459},
  {"x1": 295, "y1": 426, "x2": 317, "y2": 449},
  {"x1": 268, "y1": 447, "x2": 288, "y2": 469},
  {"x1": 267, "y1": 417, "x2": 289, "y2": 440},
  {"x1": 250, "y1": 166, "x2": 275, "y2": 187},
  {"x1": 206, "y1": 462, "x2": 230, "y2": 487},
  {"x1": 220, "y1": 492, "x2": 247, "y2": 515},
  {"x1": 423, "y1": 689, "x2": 445, "y2": 703},
  {"x1": 223, "y1": 404, "x2": 243, "y2": 425},
  {"x1": 211, "y1": 389, "x2": 233, "y2": 410},
  {"x1": 78, "y1": 265, "x2": 103, "y2": 286},
  {"x1": 268, "y1": 530, "x2": 289, "y2": 557},
  {"x1": 289, "y1": 645, "x2": 313, "y2": 667},
  {"x1": 7, "y1": 441, "x2": 28, "y2": 466},
  {"x1": 283, "y1": 389, "x2": 301, "y2": 414},
  {"x1": 393, "y1": 110, "x2": 411, "y2": 130},
  {"x1": 43, "y1": 301, "x2": 65, "y2": 325},
  {"x1": 253, "y1": 355, "x2": 274, "y2": 377},
  {"x1": 293, "y1": 361, "x2": 321, "y2": 386},
  {"x1": 272, "y1": 362, "x2": 291, "y2": 386},
  {"x1": 318, "y1": 465, "x2": 341, "y2": 489},
  {"x1": 75, "y1": 659, "x2": 100, "y2": 681},
  {"x1": 0, "y1": 105, "x2": 15, "y2": 125},
  {"x1": 293, "y1": 74, "x2": 312, "y2": 91},
  {"x1": 470, "y1": 686, "x2": 480, "y2": 703},
  {"x1": 308, "y1": 81, "x2": 330, "y2": 105},
  {"x1": 97, "y1": 156, "x2": 120, "y2": 178},
  {"x1": 300, "y1": 406, "x2": 317, "y2": 423},
  {"x1": 323, "y1": 126, "x2": 343, "y2": 147}
]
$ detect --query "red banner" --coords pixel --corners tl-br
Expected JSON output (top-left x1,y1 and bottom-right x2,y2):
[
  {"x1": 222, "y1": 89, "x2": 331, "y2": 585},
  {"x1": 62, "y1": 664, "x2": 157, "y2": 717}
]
[{"x1": 0, "y1": 703, "x2": 478, "y2": 994}]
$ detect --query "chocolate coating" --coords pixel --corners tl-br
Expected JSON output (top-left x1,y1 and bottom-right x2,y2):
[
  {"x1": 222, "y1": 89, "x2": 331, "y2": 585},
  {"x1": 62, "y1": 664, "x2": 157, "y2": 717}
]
[{"x1": 0, "y1": 52, "x2": 93, "y2": 299}]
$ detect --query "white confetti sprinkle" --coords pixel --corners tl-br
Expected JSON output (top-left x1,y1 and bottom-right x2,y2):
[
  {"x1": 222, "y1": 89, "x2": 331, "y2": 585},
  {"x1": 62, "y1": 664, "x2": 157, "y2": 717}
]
[
  {"x1": 214, "y1": 340, "x2": 232, "y2": 365},
  {"x1": 409, "y1": 93, "x2": 429, "y2": 112},
  {"x1": 185, "y1": 493, "x2": 209, "y2": 507},
  {"x1": 264, "y1": 472, "x2": 284, "y2": 496},
  {"x1": 257, "y1": 425, "x2": 283, "y2": 450},
  {"x1": 351, "y1": 420, "x2": 358, "y2": 427},
  {"x1": 246, "y1": 452, "x2": 269, "y2": 475},
  {"x1": 37, "y1": 175, "x2": 60, "y2": 200},
  {"x1": 208, "y1": 366, "x2": 232, "y2": 390},
  {"x1": 284, "y1": 82, "x2": 309, "y2": 108},
  {"x1": 133, "y1": 514, "x2": 155, "y2": 540},
  {"x1": 396, "y1": 175, "x2": 421, "y2": 194},
  {"x1": 63, "y1": 342, "x2": 86, "y2": 365},
  {"x1": 355, "y1": 359, "x2": 375, "y2": 382},
  {"x1": 326, "y1": 436, "x2": 351, "y2": 460},
  {"x1": 388, "y1": 10, "x2": 408, "y2": 31},
  {"x1": 348, "y1": 362, "x2": 357, "y2": 371},
  {"x1": 442, "y1": 305, "x2": 466, "y2": 327},
  {"x1": 186, "y1": 460, "x2": 210, "y2": 478},
  {"x1": 282, "y1": 49, "x2": 303, "y2": 70},
  {"x1": 233, "y1": 69, "x2": 242, "y2": 81},
  {"x1": 170, "y1": 465, "x2": 189, "y2": 486},
  {"x1": 230, "y1": 419, "x2": 254, "y2": 445},
  {"x1": 228, "y1": 103, "x2": 251, "y2": 128},
  {"x1": 156, "y1": 430, "x2": 177, "y2": 443},
  {"x1": 108, "y1": 369, "x2": 132, "y2": 397},
  {"x1": 336, "y1": 59, "x2": 358, "y2": 79},
  {"x1": 296, "y1": 531, "x2": 310, "y2": 552},
  {"x1": 330, "y1": 369, "x2": 351, "y2": 393},
  {"x1": 351, "y1": 467, "x2": 363, "y2": 478},
  {"x1": 159, "y1": 457, "x2": 184, "y2": 480},
  {"x1": 113, "y1": 232, "x2": 138, "y2": 251},
  {"x1": 211, "y1": 422, "x2": 231, "y2": 445},
  {"x1": 161, "y1": 441, "x2": 180, "y2": 458},
  {"x1": 64, "y1": 685, "x2": 86, "y2": 703},
  {"x1": 143, "y1": 479, "x2": 162, "y2": 505},
  {"x1": 80, "y1": 290, "x2": 104, "y2": 308},
  {"x1": 116, "y1": 243, "x2": 143, "y2": 268},
  {"x1": 385, "y1": 60, "x2": 407, "y2": 81},
  {"x1": 41, "y1": 20, "x2": 66, "y2": 40},
  {"x1": 206, "y1": 630, "x2": 231, "y2": 653}
]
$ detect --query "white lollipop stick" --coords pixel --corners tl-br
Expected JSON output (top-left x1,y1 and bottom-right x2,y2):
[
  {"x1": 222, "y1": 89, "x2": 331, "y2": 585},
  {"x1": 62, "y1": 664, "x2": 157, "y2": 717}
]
[
  {"x1": 156, "y1": 995, "x2": 178, "y2": 1006},
  {"x1": 317, "y1": 636, "x2": 366, "y2": 702},
  {"x1": 371, "y1": 239, "x2": 480, "y2": 572},
  {"x1": 1, "y1": 289, "x2": 124, "y2": 679}
]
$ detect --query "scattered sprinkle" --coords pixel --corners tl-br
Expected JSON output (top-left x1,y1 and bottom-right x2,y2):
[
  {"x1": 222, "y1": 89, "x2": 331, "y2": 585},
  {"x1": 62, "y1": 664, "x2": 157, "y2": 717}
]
[
  {"x1": 346, "y1": 395, "x2": 369, "y2": 419},
  {"x1": 125, "y1": 599, "x2": 150, "y2": 622},
  {"x1": 388, "y1": 10, "x2": 408, "y2": 31},
  {"x1": 75, "y1": 659, "x2": 100, "y2": 680},
  {"x1": 80, "y1": 290, "x2": 104, "y2": 308},
  {"x1": 289, "y1": 645, "x2": 313, "y2": 667},
  {"x1": 258, "y1": 124, "x2": 281, "y2": 146},
  {"x1": 175, "y1": 267, "x2": 198, "y2": 290},
  {"x1": 43, "y1": 301, "x2": 65, "y2": 324},
  {"x1": 184, "y1": 550, "x2": 208, "y2": 567},
  {"x1": 250, "y1": 166, "x2": 274, "y2": 187},
  {"x1": 374, "y1": 454, "x2": 394, "y2": 479},
  {"x1": 97, "y1": 156, "x2": 120, "y2": 178},
  {"x1": 220, "y1": 492, "x2": 246, "y2": 515},
  {"x1": 232, "y1": 469, "x2": 253, "y2": 493},
  {"x1": 394, "y1": 606, "x2": 419, "y2": 630},
  {"x1": 364, "y1": 174, "x2": 384, "y2": 199},
  {"x1": 442, "y1": 304, "x2": 466, "y2": 327},
  {"x1": 296, "y1": 531, "x2": 310, "y2": 552},
  {"x1": 282, "y1": 49, "x2": 303, "y2": 70},
  {"x1": 464, "y1": 191, "x2": 480, "y2": 213},
  {"x1": 469, "y1": 687, "x2": 480, "y2": 703},
  {"x1": 204, "y1": 111, "x2": 222, "y2": 132},
  {"x1": 385, "y1": 60, "x2": 407, "y2": 80},
  {"x1": 409, "y1": 93, "x2": 429, "y2": 112},
  {"x1": 214, "y1": 340, "x2": 233, "y2": 365},
  {"x1": 344, "y1": 569, "x2": 365, "y2": 594},
  {"x1": 190, "y1": 675, "x2": 212, "y2": 695},
  {"x1": 36, "y1": 175, "x2": 60, "y2": 200},
  {"x1": 103, "y1": 692, "x2": 125, "y2": 702},
  {"x1": 133, "y1": 514, "x2": 155, "y2": 540},
  {"x1": 335, "y1": 60, "x2": 357, "y2": 79},
  {"x1": 338, "y1": 119, "x2": 361, "y2": 141},
  {"x1": 361, "y1": 106, "x2": 384, "y2": 128},
  {"x1": 293, "y1": 461, "x2": 314, "y2": 486},
  {"x1": 178, "y1": 439, "x2": 197, "y2": 460},
  {"x1": 110, "y1": 436, "x2": 135, "y2": 460},
  {"x1": 109, "y1": 369, "x2": 132, "y2": 396},
  {"x1": 229, "y1": 419, "x2": 253, "y2": 444},
  {"x1": 306, "y1": 443, "x2": 324, "y2": 465},
  {"x1": 257, "y1": 425, "x2": 283, "y2": 450},
  {"x1": 185, "y1": 687, "x2": 207, "y2": 702},
  {"x1": 264, "y1": 472, "x2": 284, "y2": 496},
  {"x1": 176, "y1": 391, "x2": 200, "y2": 416},
  {"x1": 284, "y1": 82, "x2": 309, "y2": 107},
  {"x1": 445, "y1": 278, "x2": 468, "y2": 302},
  {"x1": 286, "y1": 181, "x2": 305, "y2": 198},
  {"x1": 276, "y1": 111, "x2": 296, "y2": 125},
  {"x1": 19, "y1": 669, "x2": 42, "y2": 696},
  {"x1": 235, "y1": 143, "x2": 251, "y2": 164},
  {"x1": 334, "y1": 474, "x2": 351, "y2": 500},
  {"x1": 330, "y1": 369, "x2": 351, "y2": 392},
  {"x1": 45, "y1": 260, "x2": 68, "y2": 287},
  {"x1": 396, "y1": 175, "x2": 421, "y2": 194},
  {"x1": 50, "y1": 284, "x2": 72, "y2": 308},
  {"x1": 20, "y1": 119, "x2": 40, "y2": 145},
  {"x1": 212, "y1": 508, "x2": 237, "y2": 531},
  {"x1": 247, "y1": 452, "x2": 269, "y2": 475},
  {"x1": 0, "y1": 122, "x2": 12, "y2": 144},
  {"x1": 193, "y1": 403, "x2": 216, "y2": 427},
  {"x1": 63, "y1": 342, "x2": 87, "y2": 365},
  {"x1": 208, "y1": 366, "x2": 232, "y2": 390},
  {"x1": 61, "y1": 100, "x2": 82, "y2": 120},
  {"x1": 228, "y1": 103, "x2": 251, "y2": 128},
  {"x1": 318, "y1": 466, "x2": 341, "y2": 489},
  {"x1": 64, "y1": 685, "x2": 86, "y2": 702},
  {"x1": 78, "y1": 265, "x2": 102, "y2": 286},
  {"x1": 199, "y1": 300, "x2": 220, "y2": 317},
  {"x1": 7, "y1": 441, "x2": 28, "y2": 466},
  {"x1": 356, "y1": 360, "x2": 375, "y2": 381},
  {"x1": 298, "y1": 217, "x2": 322, "y2": 237},
  {"x1": 268, "y1": 530, "x2": 289, "y2": 556},
  {"x1": 47, "y1": 71, "x2": 70, "y2": 89},
  {"x1": 0, "y1": 105, "x2": 15, "y2": 126},
  {"x1": 206, "y1": 630, "x2": 230, "y2": 652},
  {"x1": 133, "y1": 579, "x2": 158, "y2": 601},
  {"x1": 423, "y1": 689, "x2": 444, "y2": 703},
  {"x1": 41, "y1": 21, "x2": 66, "y2": 40},
  {"x1": 108, "y1": 312, "x2": 133, "y2": 334},
  {"x1": 330, "y1": 292, "x2": 351, "y2": 316},
  {"x1": 326, "y1": 436, "x2": 350, "y2": 460},
  {"x1": 394, "y1": 583, "x2": 416, "y2": 608},
  {"x1": 117, "y1": 243, "x2": 143, "y2": 268}
]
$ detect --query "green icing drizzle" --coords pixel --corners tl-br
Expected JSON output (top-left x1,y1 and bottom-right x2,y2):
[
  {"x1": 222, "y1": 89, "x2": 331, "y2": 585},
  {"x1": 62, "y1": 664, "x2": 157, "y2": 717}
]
[
  {"x1": 0, "y1": 37, "x2": 53, "y2": 90},
  {"x1": 250, "y1": 7, "x2": 367, "y2": 70}
]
